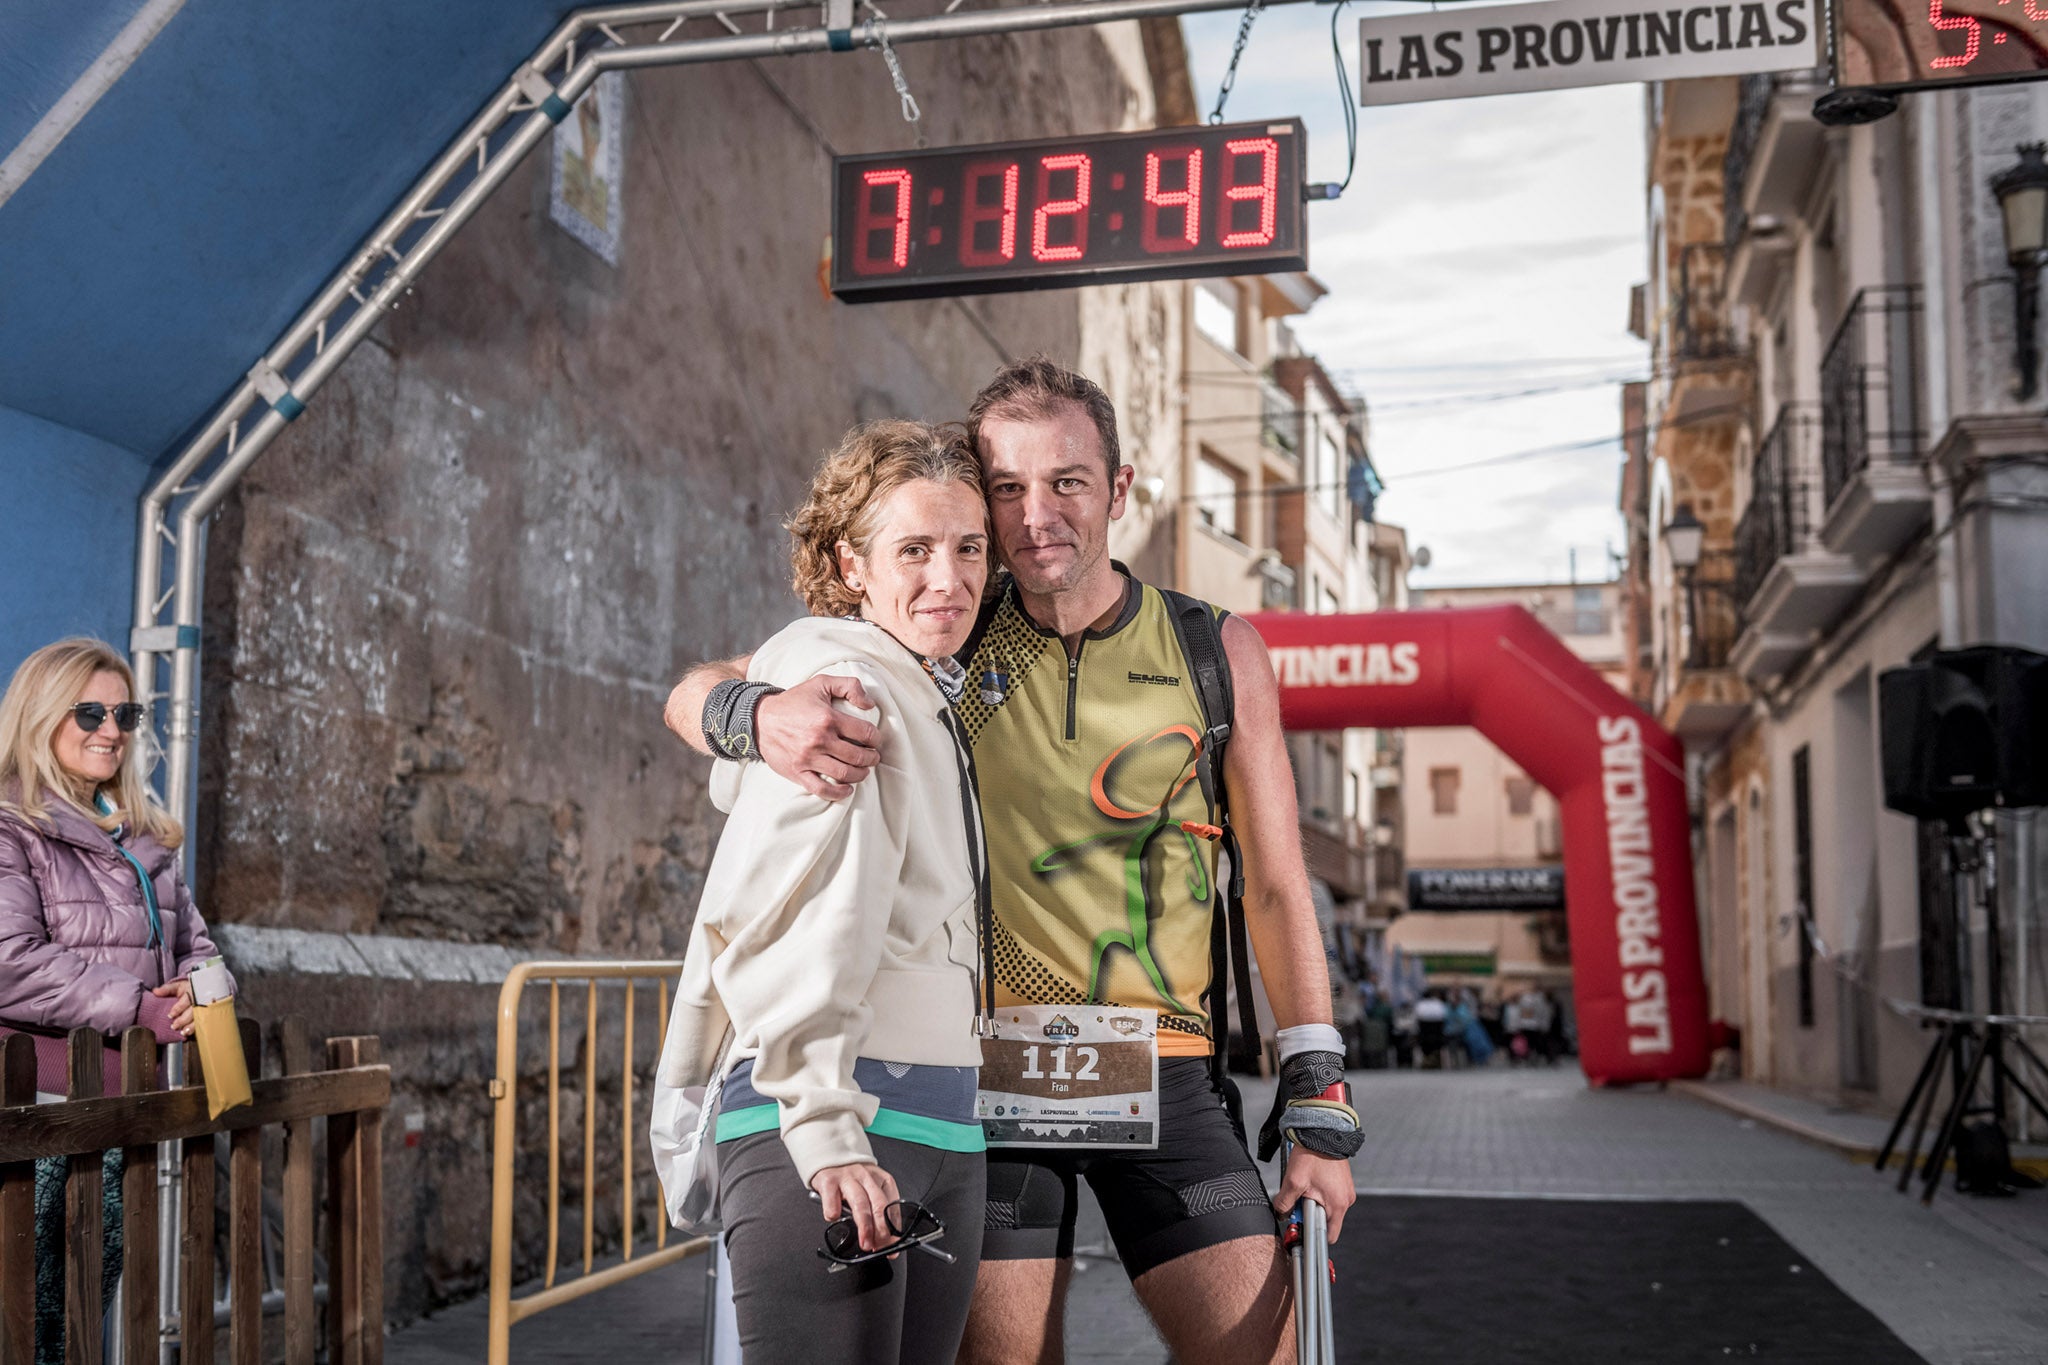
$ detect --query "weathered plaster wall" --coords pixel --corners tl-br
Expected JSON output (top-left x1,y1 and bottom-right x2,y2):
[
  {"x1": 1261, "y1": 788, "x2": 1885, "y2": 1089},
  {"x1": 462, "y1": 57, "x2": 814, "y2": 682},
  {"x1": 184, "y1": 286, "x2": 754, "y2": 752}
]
[{"x1": 193, "y1": 15, "x2": 1181, "y2": 1323}]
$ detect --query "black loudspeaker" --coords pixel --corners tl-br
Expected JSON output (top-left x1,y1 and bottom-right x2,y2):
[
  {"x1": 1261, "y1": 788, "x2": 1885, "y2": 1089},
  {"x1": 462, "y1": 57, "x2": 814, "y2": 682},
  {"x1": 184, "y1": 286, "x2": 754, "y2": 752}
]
[{"x1": 1879, "y1": 645, "x2": 2048, "y2": 822}]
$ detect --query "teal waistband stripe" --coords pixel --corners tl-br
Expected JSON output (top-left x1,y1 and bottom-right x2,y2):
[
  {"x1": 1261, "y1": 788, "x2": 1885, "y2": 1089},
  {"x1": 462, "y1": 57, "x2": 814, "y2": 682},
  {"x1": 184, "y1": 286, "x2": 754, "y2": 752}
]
[
  {"x1": 867, "y1": 1110, "x2": 987, "y2": 1153},
  {"x1": 714, "y1": 1104, "x2": 986, "y2": 1154},
  {"x1": 714, "y1": 1106, "x2": 779, "y2": 1143}
]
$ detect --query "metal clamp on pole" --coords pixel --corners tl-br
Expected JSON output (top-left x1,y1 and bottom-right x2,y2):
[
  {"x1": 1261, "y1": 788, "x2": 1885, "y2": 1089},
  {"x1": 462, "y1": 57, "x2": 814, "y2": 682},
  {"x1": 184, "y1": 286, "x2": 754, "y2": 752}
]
[{"x1": 825, "y1": 0, "x2": 855, "y2": 48}]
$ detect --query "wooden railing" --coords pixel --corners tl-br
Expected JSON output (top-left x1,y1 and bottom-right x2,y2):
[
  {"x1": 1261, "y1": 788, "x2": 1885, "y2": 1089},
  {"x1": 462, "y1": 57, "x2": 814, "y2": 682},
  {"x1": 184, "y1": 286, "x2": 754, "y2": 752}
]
[{"x1": 0, "y1": 1022, "x2": 390, "y2": 1365}]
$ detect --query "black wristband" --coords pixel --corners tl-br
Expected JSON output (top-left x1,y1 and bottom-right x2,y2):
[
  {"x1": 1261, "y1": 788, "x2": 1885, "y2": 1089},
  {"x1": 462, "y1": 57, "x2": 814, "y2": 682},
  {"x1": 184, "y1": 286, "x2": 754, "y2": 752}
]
[
  {"x1": 1258, "y1": 1050, "x2": 1355, "y2": 1162},
  {"x1": 1279, "y1": 1050, "x2": 1346, "y2": 1103},
  {"x1": 703, "y1": 679, "x2": 780, "y2": 762}
]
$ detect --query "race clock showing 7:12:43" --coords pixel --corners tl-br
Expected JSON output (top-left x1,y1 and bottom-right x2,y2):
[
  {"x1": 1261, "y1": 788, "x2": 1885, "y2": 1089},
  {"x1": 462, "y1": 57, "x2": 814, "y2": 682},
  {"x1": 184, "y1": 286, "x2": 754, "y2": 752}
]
[{"x1": 830, "y1": 120, "x2": 1308, "y2": 303}]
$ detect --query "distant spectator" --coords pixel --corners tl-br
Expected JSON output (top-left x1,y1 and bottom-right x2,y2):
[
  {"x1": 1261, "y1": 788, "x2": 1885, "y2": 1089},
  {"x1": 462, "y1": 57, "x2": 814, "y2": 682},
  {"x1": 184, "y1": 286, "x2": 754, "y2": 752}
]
[
  {"x1": 0, "y1": 638, "x2": 231, "y2": 1364},
  {"x1": 1511, "y1": 988, "x2": 1553, "y2": 1066},
  {"x1": 1502, "y1": 993, "x2": 1527, "y2": 1064},
  {"x1": 1443, "y1": 990, "x2": 1475, "y2": 1068},
  {"x1": 1543, "y1": 990, "x2": 1569, "y2": 1062},
  {"x1": 1414, "y1": 991, "x2": 1449, "y2": 1070}
]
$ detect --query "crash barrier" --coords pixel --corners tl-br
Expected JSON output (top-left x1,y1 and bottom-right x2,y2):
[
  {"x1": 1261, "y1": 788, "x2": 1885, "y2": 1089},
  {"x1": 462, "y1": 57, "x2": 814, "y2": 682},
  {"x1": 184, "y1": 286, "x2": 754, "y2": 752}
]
[
  {"x1": 488, "y1": 961, "x2": 709, "y2": 1365},
  {"x1": 1250, "y1": 605, "x2": 1712, "y2": 1084},
  {"x1": 0, "y1": 1022, "x2": 390, "y2": 1365}
]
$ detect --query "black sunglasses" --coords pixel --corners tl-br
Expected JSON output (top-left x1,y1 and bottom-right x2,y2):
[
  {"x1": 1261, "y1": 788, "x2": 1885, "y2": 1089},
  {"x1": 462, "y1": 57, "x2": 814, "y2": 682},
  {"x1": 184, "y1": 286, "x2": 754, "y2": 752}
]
[
  {"x1": 71, "y1": 702, "x2": 146, "y2": 734},
  {"x1": 817, "y1": 1199, "x2": 953, "y2": 1271}
]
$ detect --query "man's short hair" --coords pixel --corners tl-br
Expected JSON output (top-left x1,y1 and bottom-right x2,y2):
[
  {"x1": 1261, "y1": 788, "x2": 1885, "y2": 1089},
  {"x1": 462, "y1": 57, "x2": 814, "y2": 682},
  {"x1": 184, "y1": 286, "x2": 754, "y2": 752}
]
[{"x1": 966, "y1": 356, "x2": 1121, "y2": 478}]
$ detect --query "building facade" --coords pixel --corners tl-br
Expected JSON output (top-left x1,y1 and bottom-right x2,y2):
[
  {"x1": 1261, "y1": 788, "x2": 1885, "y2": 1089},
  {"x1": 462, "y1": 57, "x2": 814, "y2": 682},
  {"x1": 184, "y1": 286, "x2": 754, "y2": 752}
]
[
  {"x1": 1386, "y1": 580, "x2": 1627, "y2": 1016},
  {"x1": 1175, "y1": 272, "x2": 1389, "y2": 920},
  {"x1": 1628, "y1": 75, "x2": 2048, "y2": 1114}
]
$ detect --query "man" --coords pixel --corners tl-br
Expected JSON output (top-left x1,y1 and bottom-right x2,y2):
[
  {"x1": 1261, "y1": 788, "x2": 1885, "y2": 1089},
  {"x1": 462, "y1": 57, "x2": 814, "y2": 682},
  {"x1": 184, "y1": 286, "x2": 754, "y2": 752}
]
[{"x1": 665, "y1": 359, "x2": 1357, "y2": 1365}]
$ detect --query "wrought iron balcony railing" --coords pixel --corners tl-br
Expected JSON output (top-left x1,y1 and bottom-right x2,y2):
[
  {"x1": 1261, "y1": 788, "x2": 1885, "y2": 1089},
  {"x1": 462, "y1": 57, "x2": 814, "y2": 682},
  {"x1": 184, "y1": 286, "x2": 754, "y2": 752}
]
[
  {"x1": 1821, "y1": 285, "x2": 1925, "y2": 509},
  {"x1": 1724, "y1": 69, "x2": 1828, "y2": 256},
  {"x1": 1674, "y1": 243, "x2": 1742, "y2": 361},
  {"x1": 1734, "y1": 405, "x2": 1823, "y2": 613},
  {"x1": 1684, "y1": 548, "x2": 1741, "y2": 670},
  {"x1": 1260, "y1": 378, "x2": 1301, "y2": 461}
]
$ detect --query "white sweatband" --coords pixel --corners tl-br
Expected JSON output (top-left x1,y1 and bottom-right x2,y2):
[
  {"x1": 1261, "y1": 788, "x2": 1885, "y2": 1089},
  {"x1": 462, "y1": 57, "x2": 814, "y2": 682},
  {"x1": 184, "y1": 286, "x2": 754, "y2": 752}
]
[{"x1": 1275, "y1": 1023, "x2": 1344, "y2": 1061}]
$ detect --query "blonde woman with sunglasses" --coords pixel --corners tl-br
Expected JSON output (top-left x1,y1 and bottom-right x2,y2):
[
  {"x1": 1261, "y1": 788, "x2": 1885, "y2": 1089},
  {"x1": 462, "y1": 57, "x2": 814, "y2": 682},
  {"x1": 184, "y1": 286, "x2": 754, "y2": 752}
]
[{"x1": 0, "y1": 637, "x2": 231, "y2": 1364}]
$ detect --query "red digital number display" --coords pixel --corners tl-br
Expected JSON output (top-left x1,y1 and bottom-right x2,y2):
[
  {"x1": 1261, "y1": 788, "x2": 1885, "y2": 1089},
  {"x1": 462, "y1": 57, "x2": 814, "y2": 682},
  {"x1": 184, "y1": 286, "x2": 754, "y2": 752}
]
[
  {"x1": 832, "y1": 120, "x2": 1308, "y2": 303},
  {"x1": 1834, "y1": 0, "x2": 2048, "y2": 90}
]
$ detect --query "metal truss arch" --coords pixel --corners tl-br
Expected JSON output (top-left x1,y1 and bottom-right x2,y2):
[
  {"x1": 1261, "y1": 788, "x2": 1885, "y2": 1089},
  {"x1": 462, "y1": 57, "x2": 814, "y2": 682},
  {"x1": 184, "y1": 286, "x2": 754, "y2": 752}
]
[{"x1": 130, "y1": 0, "x2": 1308, "y2": 840}]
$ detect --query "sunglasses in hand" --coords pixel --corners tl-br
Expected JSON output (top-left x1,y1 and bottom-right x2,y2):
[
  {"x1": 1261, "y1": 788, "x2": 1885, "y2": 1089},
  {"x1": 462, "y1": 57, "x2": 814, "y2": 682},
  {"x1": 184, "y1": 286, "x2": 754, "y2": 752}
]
[{"x1": 817, "y1": 1198, "x2": 954, "y2": 1272}]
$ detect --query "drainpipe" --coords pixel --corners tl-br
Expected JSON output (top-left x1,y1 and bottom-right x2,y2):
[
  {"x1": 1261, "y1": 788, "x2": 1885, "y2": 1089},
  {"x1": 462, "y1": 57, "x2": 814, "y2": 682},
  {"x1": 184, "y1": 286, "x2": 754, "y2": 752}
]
[{"x1": 1917, "y1": 91, "x2": 1963, "y2": 646}]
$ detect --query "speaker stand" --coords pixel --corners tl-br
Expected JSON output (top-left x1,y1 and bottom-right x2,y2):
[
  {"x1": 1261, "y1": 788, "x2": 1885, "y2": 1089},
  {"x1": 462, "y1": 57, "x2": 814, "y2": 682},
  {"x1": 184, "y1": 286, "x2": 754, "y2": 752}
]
[{"x1": 1874, "y1": 816, "x2": 2048, "y2": 1201}]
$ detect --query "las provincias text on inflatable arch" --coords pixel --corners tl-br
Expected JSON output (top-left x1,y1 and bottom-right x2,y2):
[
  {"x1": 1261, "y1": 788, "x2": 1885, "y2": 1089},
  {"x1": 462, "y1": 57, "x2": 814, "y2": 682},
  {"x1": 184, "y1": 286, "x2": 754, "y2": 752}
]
[{"x1": 1247, "y1": 606, "x2": 1711, "y2": 1085}]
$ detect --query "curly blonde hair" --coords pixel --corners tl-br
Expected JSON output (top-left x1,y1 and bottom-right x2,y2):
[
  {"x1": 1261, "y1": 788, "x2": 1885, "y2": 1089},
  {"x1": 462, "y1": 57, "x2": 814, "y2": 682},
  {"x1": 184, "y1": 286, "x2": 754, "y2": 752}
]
[{"x1": 788, "y1": 421, "x2": 985, "y2": 617}]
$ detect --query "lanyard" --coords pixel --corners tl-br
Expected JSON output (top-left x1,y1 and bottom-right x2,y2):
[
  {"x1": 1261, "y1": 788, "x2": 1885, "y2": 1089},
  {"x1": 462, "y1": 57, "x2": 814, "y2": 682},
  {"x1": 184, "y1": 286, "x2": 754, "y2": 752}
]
[{"x1": 94, "y1": 794, "x2": 163, "y2": 950}]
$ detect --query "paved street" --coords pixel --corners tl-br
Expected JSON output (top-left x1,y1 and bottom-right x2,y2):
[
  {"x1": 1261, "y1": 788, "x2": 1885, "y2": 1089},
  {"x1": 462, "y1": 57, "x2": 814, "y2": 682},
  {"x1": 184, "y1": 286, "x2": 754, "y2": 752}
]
[{"x1": 390, "y1": 1066, "x2": 2048, "y2": 1363}]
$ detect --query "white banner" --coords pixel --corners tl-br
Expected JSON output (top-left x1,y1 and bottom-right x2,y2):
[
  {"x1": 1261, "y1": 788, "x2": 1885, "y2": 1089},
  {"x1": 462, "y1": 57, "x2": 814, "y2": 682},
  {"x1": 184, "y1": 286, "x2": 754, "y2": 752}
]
[{"x1": 1358, "y1": 0, "x2": 1823, "y2": 106}]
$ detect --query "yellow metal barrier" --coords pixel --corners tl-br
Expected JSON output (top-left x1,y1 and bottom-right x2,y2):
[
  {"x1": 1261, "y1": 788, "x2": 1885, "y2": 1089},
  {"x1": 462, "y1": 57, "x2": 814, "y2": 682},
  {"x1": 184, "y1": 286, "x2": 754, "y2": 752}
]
[{"x1": 488, "y1": 960, "x2": 709, "y2": 1364}]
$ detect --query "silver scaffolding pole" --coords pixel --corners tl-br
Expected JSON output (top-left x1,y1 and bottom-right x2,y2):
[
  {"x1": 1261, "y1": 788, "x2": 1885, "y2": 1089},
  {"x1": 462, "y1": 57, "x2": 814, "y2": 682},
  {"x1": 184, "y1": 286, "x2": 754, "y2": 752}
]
[{"x1": 129, "y1": 2, "x2": 1314, "y2": 1357}]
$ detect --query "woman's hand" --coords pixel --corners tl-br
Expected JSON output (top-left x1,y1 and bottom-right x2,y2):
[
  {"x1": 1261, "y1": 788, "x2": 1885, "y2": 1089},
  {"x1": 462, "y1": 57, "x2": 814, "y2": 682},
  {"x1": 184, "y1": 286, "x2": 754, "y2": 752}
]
[
  {"x1": 152, "y1": 979, "x2": 195, "y2": 1037},
  {"x1": 810, "y1": 1162, "x2": 900, "y2": 1254}
]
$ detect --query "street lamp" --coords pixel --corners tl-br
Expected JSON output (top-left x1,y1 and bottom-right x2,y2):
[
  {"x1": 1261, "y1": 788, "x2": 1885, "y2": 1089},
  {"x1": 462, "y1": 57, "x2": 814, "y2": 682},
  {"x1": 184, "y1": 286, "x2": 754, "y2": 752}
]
[
  {"x1": 1990, "y1": 143, "x2": 2048, "y2": 401},
  {"x1": 1662, "y1": 504, "x2": 1705, "y2": 572},
  {"x1": 1662, "y1": 504, "x2": 1706, "y2": 674}
]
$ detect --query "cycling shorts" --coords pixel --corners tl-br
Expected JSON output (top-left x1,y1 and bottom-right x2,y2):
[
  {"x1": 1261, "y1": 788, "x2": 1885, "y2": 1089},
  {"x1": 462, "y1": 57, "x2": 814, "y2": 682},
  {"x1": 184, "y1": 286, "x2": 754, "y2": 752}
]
[{"x1": 980, "y1": 1059, "x2": 1276, "y2": 1280}]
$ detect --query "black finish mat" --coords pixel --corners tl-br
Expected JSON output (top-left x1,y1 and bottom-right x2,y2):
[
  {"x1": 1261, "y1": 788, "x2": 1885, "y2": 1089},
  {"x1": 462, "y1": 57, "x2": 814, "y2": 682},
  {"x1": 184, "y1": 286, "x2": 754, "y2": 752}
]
[{"x1": 1327, "y1": 1196, "x2": 1925, "y2": 1364}]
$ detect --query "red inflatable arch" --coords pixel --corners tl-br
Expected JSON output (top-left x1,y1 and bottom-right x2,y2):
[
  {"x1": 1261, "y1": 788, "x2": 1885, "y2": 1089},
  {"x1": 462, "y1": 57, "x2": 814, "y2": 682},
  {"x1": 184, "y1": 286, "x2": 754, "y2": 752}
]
[{"x1": 1246, "y1": 606, "x2": 1710, "y2": 1085}]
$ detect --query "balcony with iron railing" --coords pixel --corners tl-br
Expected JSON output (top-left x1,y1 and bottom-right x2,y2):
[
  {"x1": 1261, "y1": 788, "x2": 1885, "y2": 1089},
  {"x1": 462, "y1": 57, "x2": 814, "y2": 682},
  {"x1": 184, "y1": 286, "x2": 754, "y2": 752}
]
[
  {"x1": 1301, "y1": 819, "x2": 1369, "y2": 899},
  {"x1": 1730, "y1": 405, "x2": 1863, "y2": 682},
  {"x1": 1661, "y1": 242, "x2": 1751, "y2": 426},
  {"x1": 1690, "y1": 554, "x2": 1741, "y2": 669},
  {"x1": 1674, "y1": 243, "x2": 1743, "y2": 362},
  {"x1": 1660, "y1": 548, "x2": 1749, "y2": 743},
  {"x1": 1260, "y1": 378, "x2": 1301, "y2": 465},
  {"x1": 1734, "y1": 406, "x2": 1819, "y2": 608},
  {"x1": 1724, "y1": 68, "x2": 1828, "y2": 306},
  {"x1": 1819, "y1": 285, "x2": 1932, "y2": 557}
]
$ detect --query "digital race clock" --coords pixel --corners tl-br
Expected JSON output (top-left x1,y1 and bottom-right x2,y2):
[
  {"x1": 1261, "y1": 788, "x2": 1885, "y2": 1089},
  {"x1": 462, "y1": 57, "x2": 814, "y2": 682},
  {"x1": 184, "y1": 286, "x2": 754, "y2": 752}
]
[
  {"x1": 830, "y1": 120, "x2": 1308, "y2": 303},
  {"x1": 1834, "y1": 0, "x2": 2048, "y2": 92}
]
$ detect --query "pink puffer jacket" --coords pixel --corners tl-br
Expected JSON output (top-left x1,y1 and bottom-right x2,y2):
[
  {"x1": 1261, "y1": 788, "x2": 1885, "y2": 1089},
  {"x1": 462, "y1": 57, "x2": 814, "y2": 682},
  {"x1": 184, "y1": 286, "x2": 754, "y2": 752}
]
[{"x1": 0, "y1": 786, "x2": 229, "y2": 1043}]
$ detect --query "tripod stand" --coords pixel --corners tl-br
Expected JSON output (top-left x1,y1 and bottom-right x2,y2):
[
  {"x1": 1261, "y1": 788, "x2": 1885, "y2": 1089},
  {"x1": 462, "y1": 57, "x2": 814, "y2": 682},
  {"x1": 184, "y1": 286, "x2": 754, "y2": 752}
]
[{"x1": 1874, "y1": 813, "x2": 2048, "y2": 1203}]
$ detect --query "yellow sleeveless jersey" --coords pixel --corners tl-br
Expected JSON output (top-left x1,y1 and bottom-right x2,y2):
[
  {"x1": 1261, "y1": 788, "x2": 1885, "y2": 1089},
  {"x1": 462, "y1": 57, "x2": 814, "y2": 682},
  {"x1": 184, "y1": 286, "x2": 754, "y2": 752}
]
[{"x1": 954, "y1": 573, "x2": 1222, "y2": 1056}]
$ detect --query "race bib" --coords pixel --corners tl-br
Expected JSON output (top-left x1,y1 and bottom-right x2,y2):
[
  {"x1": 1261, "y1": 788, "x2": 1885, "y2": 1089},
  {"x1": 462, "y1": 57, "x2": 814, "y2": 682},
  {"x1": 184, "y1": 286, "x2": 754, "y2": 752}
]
[{"x1": 976, "y1": 1005, "x2": 1159, "y2": 1149}]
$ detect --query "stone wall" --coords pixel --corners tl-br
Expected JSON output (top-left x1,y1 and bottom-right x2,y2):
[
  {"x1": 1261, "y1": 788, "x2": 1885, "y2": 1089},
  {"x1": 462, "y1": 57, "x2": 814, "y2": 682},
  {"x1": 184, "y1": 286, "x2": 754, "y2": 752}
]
[{"x1": 193, "y1": 12, "x2": 1182, "y2": 1325}]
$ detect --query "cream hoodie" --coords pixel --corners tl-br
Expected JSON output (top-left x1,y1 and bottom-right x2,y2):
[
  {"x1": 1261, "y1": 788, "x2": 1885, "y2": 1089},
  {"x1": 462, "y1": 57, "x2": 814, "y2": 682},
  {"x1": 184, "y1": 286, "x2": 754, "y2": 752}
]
[{"x1": 656, "y1": 616, "x2": 985, "y2": 1185}]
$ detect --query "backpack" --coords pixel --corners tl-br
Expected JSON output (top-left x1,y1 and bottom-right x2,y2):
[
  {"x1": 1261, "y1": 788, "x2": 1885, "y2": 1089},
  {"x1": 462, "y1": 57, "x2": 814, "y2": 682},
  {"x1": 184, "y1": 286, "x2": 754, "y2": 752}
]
[{"x1": 1158, "y1": 589, "x2": 1260, "y2": 1096}]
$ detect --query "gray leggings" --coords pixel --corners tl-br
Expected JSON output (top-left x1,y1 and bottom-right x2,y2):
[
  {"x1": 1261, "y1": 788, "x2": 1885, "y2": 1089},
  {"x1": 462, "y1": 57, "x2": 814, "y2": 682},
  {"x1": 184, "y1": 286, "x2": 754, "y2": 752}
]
[{"x1": 718, "y1": 1131, "x2": 985, "y2": 1365}]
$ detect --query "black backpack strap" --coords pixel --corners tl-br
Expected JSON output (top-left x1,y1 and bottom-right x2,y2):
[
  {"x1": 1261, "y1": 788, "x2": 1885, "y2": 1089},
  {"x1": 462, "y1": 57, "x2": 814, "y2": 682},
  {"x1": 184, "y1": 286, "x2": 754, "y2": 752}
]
[{"x1": 1160, "y1": 589, "x2": 1259, "y2": 1088}]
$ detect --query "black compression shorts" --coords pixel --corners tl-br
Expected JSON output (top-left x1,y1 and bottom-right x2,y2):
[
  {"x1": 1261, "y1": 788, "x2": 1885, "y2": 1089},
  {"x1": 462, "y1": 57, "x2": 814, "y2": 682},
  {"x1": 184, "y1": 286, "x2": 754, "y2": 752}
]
[{"x1": 980, "y1": 1058, "x2": 1277, "y2": 1280}]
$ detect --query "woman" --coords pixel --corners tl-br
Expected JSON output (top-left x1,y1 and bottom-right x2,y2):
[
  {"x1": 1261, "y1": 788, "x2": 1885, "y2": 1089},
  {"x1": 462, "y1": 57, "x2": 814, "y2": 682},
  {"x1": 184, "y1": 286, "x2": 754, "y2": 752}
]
[
  {"x1": 0, "y1": 638, "x2": 231, "y2": 1363},
  {"x1": 656, "y1": 421, "x2": 991, "y2": 1364}
]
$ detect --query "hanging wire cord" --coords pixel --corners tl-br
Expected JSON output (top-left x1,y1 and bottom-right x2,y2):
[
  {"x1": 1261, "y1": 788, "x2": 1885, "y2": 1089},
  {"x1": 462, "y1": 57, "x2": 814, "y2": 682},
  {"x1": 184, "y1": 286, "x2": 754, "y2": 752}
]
[{"x1": 1306, "y1": 0, "x2": 1357, "y2": 201}]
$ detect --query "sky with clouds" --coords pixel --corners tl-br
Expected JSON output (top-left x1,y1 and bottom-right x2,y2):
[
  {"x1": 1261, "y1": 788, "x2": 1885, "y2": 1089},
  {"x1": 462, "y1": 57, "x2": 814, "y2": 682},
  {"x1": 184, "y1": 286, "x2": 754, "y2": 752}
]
[{"x1": 1181, "y1": 3, "x2": 1651, "y2": 588}]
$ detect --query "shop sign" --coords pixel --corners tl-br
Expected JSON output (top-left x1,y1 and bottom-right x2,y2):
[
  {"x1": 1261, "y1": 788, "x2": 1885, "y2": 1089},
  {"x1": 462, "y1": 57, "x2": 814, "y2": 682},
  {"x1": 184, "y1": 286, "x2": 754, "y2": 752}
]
[{"x1": 1408, "y1": 865, "x2": 1567, "y2": 911}]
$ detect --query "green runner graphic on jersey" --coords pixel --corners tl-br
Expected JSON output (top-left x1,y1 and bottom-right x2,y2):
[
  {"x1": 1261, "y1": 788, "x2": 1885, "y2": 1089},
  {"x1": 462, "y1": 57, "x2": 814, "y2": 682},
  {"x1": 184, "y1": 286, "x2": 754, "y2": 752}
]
[{"x1": 956, "y1": 574, "x2": 1223, "y2": 1049}]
